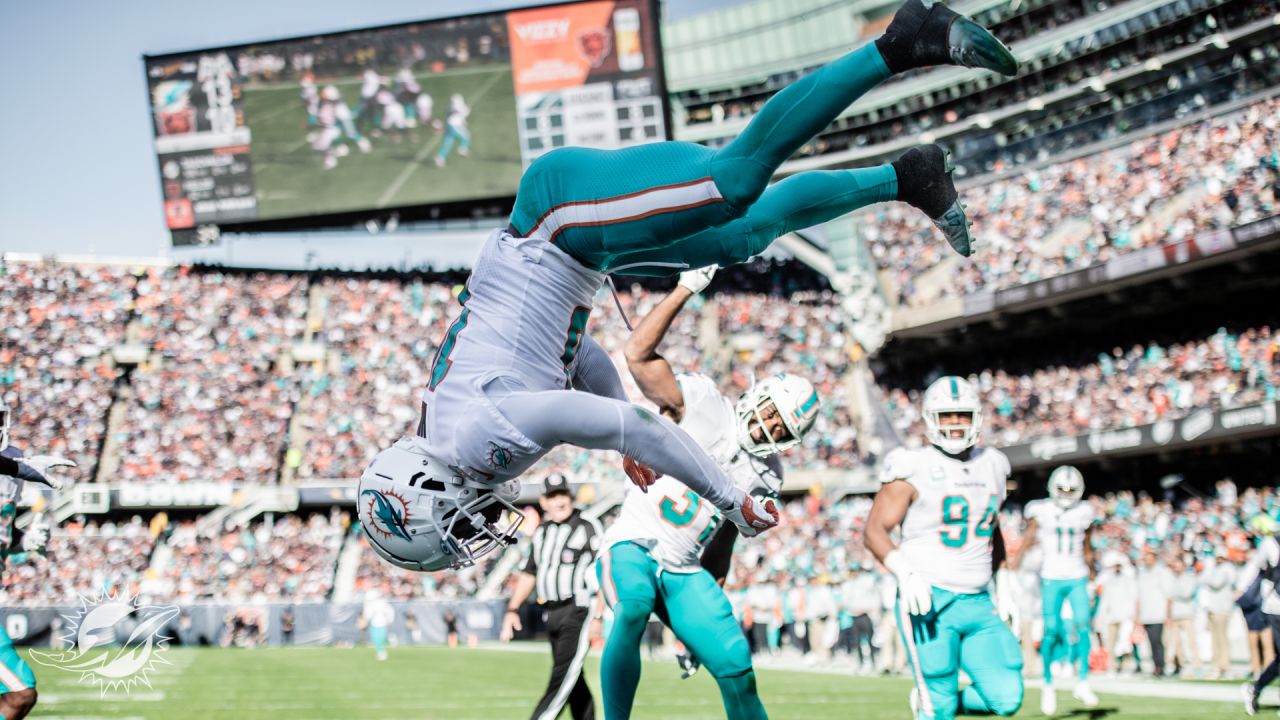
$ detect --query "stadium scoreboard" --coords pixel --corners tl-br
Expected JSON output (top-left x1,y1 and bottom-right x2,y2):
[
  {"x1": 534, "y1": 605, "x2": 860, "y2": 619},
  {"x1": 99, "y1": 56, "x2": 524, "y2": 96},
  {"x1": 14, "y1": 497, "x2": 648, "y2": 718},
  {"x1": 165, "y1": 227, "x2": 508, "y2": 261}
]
[{"x1": 143, "y1": 0, "x2": 669, "y2": 245}]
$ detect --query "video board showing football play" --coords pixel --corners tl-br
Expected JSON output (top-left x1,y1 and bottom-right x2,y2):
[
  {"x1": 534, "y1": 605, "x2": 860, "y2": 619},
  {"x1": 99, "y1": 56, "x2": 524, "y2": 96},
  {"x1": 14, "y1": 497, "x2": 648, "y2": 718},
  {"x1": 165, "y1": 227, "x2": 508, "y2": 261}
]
[{"x1": 143, "y1": 0, "x2": 668, "y2": 242}]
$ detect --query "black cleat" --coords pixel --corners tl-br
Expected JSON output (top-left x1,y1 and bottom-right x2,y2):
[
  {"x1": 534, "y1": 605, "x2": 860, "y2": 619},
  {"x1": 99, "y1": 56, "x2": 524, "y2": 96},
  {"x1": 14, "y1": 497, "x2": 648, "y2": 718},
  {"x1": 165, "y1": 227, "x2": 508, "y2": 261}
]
[
  {"x1": 892, "y1": 144, "x2": 974, "y2": 257},
  {"x1": 676, "y1": 653, "x2": 701, "y2": 679},
  {"x1": 876, "y1": 0, "x2": 1019, "y2": 77}
]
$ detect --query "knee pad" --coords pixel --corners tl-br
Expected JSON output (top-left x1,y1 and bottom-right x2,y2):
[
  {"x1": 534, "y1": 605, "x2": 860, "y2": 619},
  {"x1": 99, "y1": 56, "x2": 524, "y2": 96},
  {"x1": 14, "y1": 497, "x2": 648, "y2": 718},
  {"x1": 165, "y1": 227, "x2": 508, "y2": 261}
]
[
  {"x1": 1042, "y1": 614, "x2": 1065, "y2": 641},
  {"x1": 703, "y1": 632, "x2": 754, "y2": 679},
  {"x1": 985, "y1": 678, "x2": 1024, "y2": 716},
  {"x1": 611, "y1": 600, "x2": 654, "y2": 635}
]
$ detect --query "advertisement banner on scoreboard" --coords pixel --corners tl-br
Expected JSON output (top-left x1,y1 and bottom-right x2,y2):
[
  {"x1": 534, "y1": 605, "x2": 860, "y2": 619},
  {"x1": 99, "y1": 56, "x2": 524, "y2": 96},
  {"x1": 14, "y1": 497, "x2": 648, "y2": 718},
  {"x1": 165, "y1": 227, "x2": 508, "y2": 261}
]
[
  {"x1": 144, "y1": 0, "x2": 668, "y2": 242},
  {"x1": 1002, "y1": 400, "x2": 1280, "y2": 468},
  {"x1": 507, "y1": 0, "x2": 665, "y2": 163}
]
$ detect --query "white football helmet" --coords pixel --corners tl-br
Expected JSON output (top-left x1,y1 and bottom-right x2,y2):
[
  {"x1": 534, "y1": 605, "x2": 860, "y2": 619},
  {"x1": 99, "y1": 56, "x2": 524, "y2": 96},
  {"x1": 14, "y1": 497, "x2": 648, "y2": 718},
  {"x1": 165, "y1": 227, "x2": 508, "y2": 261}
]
[
  {"x1": 922, "y1": 376, "x2": 983, "y2": 455},
  {"x1": 735, "y1": 373, "x2": 821, "y2": 458},
  {"x1": 321, "y1": 85, "x2": 341, "y2": 102},
  {"x1": 1048, "y1": 465, "x2": 1085, "y2": 508},
  {"x1": 0, "y1": 401, "x2": 9, "y2": 451},
  {"x1": 358, "y1": 437, "x2": 523, "y2": 572}
]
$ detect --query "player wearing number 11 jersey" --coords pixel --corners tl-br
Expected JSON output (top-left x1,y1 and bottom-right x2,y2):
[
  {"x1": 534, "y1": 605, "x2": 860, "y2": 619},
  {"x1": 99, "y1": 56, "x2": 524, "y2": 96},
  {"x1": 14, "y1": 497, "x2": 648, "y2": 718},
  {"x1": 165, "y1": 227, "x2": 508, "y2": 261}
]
[
  {"x1": 1011, "y1": 465, "x2": 1099, "y2": 715},
  {"x1": 867, "y1": 376, "x2": 1023, "y2": 720}
]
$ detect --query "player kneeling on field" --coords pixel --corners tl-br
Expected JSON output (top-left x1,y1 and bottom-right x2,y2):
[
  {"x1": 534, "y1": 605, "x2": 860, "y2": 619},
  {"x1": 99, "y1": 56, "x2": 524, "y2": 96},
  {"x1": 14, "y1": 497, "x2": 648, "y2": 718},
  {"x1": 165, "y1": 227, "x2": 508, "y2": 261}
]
[{"x1": 866, "y1": 377, "x2": 1024, "y2": 720}]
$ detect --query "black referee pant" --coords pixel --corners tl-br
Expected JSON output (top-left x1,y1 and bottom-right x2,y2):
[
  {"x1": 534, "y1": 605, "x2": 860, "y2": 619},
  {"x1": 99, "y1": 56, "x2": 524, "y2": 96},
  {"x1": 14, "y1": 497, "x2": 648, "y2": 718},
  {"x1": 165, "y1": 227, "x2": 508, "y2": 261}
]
[
  {"x1": 1253, "y1": 613, "x2": 1280, "y2": 693},
  {"x1": 531, "y1": 601, "x2": 595, "y2": 720}
]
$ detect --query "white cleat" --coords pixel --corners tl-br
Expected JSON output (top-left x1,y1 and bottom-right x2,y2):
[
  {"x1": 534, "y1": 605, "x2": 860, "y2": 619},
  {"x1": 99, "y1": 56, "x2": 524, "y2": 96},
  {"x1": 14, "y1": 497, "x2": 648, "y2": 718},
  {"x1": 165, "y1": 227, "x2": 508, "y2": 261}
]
[
  {"x1": 1243, "y1": 682, "x2": 1258, "y2": 715},
  {"x1": 1040, "y1": 685, "x2": 1057, "y2": 716},
  {"x1": 1073, "y1": 681, "x2": 1099, "y2": 708}
]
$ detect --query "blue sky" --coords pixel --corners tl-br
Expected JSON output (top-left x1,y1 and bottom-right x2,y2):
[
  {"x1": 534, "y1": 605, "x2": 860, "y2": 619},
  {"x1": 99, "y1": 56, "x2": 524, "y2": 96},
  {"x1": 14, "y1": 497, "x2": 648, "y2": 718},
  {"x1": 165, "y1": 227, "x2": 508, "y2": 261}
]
[{"x1": 0, "y1": 0, "x2": 745, "y2": 259}]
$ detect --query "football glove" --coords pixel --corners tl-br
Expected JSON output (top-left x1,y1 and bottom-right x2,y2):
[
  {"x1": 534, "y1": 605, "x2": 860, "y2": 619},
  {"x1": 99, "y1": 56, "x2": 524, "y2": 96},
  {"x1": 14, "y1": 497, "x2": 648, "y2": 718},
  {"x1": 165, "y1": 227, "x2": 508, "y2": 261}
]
[
  {"x1": 20, "y1": 455, "x2": 76, "y2": 490},
  {"x1": 885, "y1": 550, "x2": 934, "y2": 616},
  {"x1": 21, "y1": 516, "x2": 50, "y2": 554},
  {"x1": 722, "y1": 490, "x2": 778, "y2": 538},
  {"x1": 622, "y1": 456, "x2": 657, "y2": 493},
  {"x1": 994, "y1": 568, "x2": 1020, "y2": 636},
  {"x1": 677, "y1": 266, "x2": 717, "y2": 295}
]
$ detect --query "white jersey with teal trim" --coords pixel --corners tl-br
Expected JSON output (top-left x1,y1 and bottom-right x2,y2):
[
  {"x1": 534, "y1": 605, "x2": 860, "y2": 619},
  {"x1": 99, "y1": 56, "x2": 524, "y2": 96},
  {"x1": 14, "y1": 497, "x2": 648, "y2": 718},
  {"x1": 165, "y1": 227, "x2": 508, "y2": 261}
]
[
  {"x1": 1025, "y1": 499, "x2": 1096, "y2": 581},
  {"x1": 603, "y1": 373, "x2": 781, "y2": 572},
  {"x1": 419, "y1": 229, "x2": 605, "y2": 481},
  {"x1": 881, "y1": 445, "x2": 1010, "y2": 594}
]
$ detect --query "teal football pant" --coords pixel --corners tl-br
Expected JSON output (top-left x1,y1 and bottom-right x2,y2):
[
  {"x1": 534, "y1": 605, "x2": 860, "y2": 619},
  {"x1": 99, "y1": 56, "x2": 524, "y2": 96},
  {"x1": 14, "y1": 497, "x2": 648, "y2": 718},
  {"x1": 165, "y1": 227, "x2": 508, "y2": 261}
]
[
  {"x1": 509, "y1": 43, "x2": 893, "y2": 274},
  {"x1": 0, "y1": 625, "x2": 35, "y2": 694},
  {"x1": 597, "y1": 541, "x2": 765, "y2": 720},
  {"x1": 898, "y1": 588, "x2": 1023, "y2": 720},
  {"x1": 1040, "y1": 577, "x2": 1091, "y2": 683}
]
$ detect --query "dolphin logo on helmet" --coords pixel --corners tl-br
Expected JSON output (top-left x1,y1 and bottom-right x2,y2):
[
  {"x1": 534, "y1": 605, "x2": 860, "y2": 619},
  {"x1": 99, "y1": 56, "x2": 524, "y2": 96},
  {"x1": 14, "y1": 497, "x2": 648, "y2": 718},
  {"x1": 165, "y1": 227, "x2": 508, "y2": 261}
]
[{"x1": 358, "y1": 436, "x2": 524, "y2": 572}]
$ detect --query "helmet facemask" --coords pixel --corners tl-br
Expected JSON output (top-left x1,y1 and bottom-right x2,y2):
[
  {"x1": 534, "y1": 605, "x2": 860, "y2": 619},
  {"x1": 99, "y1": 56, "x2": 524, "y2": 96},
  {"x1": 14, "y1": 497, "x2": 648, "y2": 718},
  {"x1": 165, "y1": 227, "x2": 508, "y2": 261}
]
[
  {"x1": 433, "y1": 480, "x2": 524, "y2": 569},
  {"x1": 0, "y1": 403, "x2": 9, "y2": 452},
  {"x1": 921, "y1": 376, "x2": 983, "y2": 455}
]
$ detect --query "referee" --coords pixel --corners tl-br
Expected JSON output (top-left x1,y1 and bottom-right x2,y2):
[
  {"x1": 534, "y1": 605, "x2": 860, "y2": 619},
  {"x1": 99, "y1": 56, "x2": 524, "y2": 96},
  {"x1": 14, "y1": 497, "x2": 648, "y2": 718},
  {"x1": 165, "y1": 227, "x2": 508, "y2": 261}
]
[{"x1": 500, "y1": 475, "x2": 601, "y2": 720}]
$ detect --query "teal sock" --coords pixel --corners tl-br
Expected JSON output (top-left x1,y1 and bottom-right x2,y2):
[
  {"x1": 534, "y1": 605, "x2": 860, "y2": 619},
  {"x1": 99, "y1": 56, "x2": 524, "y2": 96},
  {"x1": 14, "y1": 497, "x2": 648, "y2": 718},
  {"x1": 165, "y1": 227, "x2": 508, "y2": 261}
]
[
  {"x1": 711, "y1": 43, "x2": 891, "y2": 208},
  {"x1": 601, "y1": 601, "x2": 650, "y2": 720},
  {"x1": 716, "y1": 671, "x2": 769, "y2": 720}
]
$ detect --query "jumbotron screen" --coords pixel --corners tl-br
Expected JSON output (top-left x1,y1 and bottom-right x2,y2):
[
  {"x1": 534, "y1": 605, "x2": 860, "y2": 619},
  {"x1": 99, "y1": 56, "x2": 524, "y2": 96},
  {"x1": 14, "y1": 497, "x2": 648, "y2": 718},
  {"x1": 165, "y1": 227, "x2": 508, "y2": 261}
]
[{"x1": 144, "y1": 0, "x2": 667, "y2": 238}]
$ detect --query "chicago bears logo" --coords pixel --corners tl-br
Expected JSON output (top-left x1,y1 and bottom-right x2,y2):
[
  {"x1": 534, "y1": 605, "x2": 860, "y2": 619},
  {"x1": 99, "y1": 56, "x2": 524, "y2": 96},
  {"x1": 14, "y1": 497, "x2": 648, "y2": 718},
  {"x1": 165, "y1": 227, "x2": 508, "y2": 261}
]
[
  {"x1": 575, "y1": 28, "x2": 611, "y2": 68},
  {"x1": 486, "y1": 442, "x2": 513, "y2": 470},
  {"x1": 361, "y1": 489, "x2": 413, "y2": 542}
]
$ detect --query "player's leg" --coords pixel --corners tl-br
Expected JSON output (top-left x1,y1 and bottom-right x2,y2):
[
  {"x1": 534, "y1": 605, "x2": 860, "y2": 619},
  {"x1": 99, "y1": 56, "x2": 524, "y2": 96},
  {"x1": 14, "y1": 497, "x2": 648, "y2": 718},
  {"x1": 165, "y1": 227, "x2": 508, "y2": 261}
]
[
  {"x1": 956, "y1": 596, "x2": 1025, "y2": 717},
  {"x1": 1039, "y1": 579, "x2": 1070, "y2": 686},
  {"x1": 660, "y1": 569, "x2": 767, "y2": 720},
  {"x1": 0, "y1": 627, "x2": 37, "y2": 720},
  {"x1": 1064, "y1": 579, "x2": 1099, "y2": 703},
  {"x1": 608, "y1": 143, "x2": 970, "y2": 275},
  {"x1": 597, "y1": 542, "x2": 661, "y2": 720},
  {"x1": 509, "y1": 0, "x2": 1016, "y2": 270},
  {"x1": 898, "y1": 591, "x2": 963, "y2": 720}
]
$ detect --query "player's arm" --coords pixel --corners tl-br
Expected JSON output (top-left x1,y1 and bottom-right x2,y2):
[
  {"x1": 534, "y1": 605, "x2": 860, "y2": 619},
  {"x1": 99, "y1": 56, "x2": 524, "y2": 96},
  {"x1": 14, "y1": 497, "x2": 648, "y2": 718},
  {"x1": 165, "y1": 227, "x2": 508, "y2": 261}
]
[
  {"x1": 992, "y1": 519, "x2": 1008, "y2": 571},
  {"x1": 865, "y1": 479, "x2": 915, "y2": 564},
  {"x1": 500, "y1": 549, "x2": 540, "y2": 641},
  {"x1": 497, "y1": 389, "x2": 776, "y2": 535},
  {"x1": 1009, "y1": 516, "x2": 1037, "y2": 570},
  {"x1": 571, "y1": 334, "x2": 628, "y2": 402},
  {"x1": 700, "y1": 524, "x2": 739, "y2": 586},
  {"x1": 0, "y1": 454, "x2": 72, "y2": 489},
  {"x1": 623, "y1": 267, "x2": 716, "y2": 422}
]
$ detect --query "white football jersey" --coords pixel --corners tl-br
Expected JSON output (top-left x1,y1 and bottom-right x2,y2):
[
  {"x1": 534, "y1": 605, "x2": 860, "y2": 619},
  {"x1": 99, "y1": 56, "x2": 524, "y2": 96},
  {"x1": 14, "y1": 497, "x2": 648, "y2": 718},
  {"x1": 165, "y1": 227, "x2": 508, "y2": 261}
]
[
  {"x1": 881, "y1": 445, "x2": 1011, "y2": 594},
  {"x1": 420, "y1": 229, "x2": 606, "y2": 482},
  {"x1": 604, "y1": 374, "x2": 781, "y2": 572},
  {"x1": 0, "y1": 447, "x2": 25, "y2": 549},
  {"x1": 1025, "y1": 499, "x2": 1096, "y2": 580}
]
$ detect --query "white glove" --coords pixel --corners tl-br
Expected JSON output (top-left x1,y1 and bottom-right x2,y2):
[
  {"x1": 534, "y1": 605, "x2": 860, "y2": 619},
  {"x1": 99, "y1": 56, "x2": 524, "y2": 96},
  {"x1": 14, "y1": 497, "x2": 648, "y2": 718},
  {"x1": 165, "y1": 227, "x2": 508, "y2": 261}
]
[
  {"x1": 885, "y1": 550, "x2": 934, "y2": 616},
  {"x1": 994, "y1": 568, "x2": 1020, "y2": 636},
  {"x1": 20, "y1": 455, "x2": 76, "y2": 490},
  {"x1": 721, "y1": 489, "x2": 778, "y2": 538},
  {"x1": 21, "y1": 516, "x2": 49, "y2": 554},
  {"x1": 677, "y1": 266, "x2": 717, "y2": 295}
]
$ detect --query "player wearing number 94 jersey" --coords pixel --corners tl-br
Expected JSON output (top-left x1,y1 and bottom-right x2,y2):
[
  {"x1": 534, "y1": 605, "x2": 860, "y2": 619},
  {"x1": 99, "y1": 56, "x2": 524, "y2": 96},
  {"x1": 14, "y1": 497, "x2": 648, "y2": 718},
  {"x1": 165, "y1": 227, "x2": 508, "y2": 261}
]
[{"x1": 866, "y1": 376, "x2": 1023, "y2": 720}]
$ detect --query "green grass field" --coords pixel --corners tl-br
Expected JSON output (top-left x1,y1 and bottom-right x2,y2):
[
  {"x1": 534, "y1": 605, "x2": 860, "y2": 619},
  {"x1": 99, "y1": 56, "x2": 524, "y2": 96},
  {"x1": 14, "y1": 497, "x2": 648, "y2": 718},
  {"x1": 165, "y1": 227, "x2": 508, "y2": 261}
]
[
  {"x1": 21, "y1": 645, "x2": 1244, "y2": 719},
  {"x1": 241, "y1": 64, "x2": 523, "y2": 220}
]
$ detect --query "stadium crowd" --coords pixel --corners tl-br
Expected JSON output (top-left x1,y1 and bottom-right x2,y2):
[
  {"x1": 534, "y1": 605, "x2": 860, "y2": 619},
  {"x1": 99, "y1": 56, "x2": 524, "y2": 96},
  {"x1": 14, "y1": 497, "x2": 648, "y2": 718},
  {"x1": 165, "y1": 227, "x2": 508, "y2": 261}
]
[
  {"x1": 0, "y1": 517, "x2": 156, "y2": 605},
  {"x1": 866, "y1": 97, "x2": 1280, "y2": 307},
  {"x1": 881, "y1": 324, "x2": 1279, "y2": 445}
]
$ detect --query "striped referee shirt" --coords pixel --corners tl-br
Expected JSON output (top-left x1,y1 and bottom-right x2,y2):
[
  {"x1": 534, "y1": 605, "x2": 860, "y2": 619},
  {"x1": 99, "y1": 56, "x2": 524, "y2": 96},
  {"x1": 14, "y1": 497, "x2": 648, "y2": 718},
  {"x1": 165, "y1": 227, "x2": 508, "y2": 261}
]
[{"x1": 524, "y1": 510, "x2": 601, "y2": 607}]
